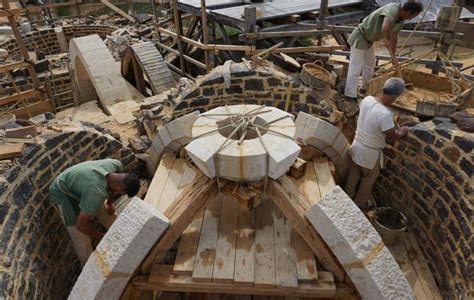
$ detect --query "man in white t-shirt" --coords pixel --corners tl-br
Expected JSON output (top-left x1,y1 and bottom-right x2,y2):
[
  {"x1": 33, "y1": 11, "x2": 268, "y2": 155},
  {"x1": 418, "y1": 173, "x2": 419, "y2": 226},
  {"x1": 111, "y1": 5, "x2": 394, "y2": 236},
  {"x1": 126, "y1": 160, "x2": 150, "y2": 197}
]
[{"x1": 344, "y1": 77, "x2": 409, "y2": 208}]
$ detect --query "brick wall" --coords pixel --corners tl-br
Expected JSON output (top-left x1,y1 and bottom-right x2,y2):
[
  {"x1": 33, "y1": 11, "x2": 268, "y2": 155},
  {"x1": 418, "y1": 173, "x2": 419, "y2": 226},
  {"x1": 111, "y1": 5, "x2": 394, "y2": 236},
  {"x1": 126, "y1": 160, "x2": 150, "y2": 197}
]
[
  {"x1": 172, "y1": 63, "x2": 338, "y2": 123},
  {"x1": 374, "y1": 119, "x2": 473, "y2": 299},
  {"x1": 0, "y1": 25, "x2": 116, "y2": 58},
  {"x1": 0, "y1": 128, "x2": 137, "y2": 299}
]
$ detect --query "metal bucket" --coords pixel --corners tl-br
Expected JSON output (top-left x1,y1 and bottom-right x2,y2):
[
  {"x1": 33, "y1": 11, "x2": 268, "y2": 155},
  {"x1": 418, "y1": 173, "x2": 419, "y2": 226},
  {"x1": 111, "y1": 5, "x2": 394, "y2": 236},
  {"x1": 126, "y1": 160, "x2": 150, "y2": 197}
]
[{"x1": 371, "y1": 207, "x2": 407, "y2": 245}]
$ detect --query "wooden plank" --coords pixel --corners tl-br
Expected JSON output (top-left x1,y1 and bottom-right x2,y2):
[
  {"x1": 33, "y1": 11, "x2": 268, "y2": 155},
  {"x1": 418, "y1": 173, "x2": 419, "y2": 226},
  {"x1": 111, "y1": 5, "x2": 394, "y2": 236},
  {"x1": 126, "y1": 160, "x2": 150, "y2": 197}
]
[
  {"x1": 5, "y1": 125, "x2": 37, "y2": 138},
  {"x1": 312, "y1": 158, "x2": 336, "y2": 198},
  {"x1": 0, "y1": 143, "x2": 24, "y2": 159},
  {"x1": 144, "y1": 266, "x2": 338, "y2": 298},
  {"x1": 176, "y1": 162, "x2": 198, "y2": 199},
  {"x1": 404, "y1": 233, "x2": 442, "y2": 300},
  {"x1": 173, "y1": 208, "x2": 205, "y2": 275},
  {"x1": 292, "y1": 228, "x2": 318, "y2": 282},
  {"x1": 254, "y1": 198, "x2": 276, "y2": 287},
  {"x1": 290, "y1": 160, "x2": 321, "y2": 206},
  {"x1": 140, "y1": 174, "x2": 217, "y2": 273},
  {"x1": 388, "y1": 236, "x2": 427, "y2": 300},
  {"x1": 144, "y1": 152, "x2": 176, "y2": 209},
  {"x1": 233, "y1": 208, "x2": 255, "y2": 286},
  {"x1": 212, "y1": 195, "x2": 239, "y2": 283},
  {"x1": 100, "y1": 0, "x2": 135, "y2": 22},
  {"x1": 192, "y1": 194, "x2": 223, "y2": 282},
  {"x1": 267, "y1": 176, "x2": 345, "y2": 282},
  {"x1": 273, "y1": 207, "x2": 298, "y2": 288},
  {"x1": 158, "y1": 159, "x2": 186, "y2": 212}
]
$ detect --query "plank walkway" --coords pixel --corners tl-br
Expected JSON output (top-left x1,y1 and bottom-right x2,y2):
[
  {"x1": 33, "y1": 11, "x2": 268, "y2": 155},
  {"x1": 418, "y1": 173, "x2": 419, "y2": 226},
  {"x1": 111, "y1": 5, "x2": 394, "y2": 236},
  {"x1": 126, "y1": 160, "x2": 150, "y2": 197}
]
[{"x1": 178, "y1": 0, "x2": 363, "y2": 28}]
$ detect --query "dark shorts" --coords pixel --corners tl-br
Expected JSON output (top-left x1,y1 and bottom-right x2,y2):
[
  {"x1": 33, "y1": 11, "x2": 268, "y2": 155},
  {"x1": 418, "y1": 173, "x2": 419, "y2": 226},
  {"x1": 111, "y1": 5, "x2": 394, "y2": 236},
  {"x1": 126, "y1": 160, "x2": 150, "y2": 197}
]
[{"x1": 49, "y1": 182, "x2": 80, "y2": 226}]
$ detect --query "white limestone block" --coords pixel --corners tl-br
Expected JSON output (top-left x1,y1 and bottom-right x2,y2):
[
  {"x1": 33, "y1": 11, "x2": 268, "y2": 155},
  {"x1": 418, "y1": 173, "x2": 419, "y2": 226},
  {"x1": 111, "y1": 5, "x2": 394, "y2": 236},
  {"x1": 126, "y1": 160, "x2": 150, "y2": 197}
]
[
  {"x1": 305, "y1": 186, "x2": 413, "y2": 300},
  {"x1": 294, "y1": 112, "x2": 350, "y2": 183},
  {"x1": 186, "y1": 105, "x2": 300, "y2": 181},
  {"x1": 69, "y1": 34, "x2": 133, "y2": 112},
  {"x1": 69, "y1": 197, "x2": 170, "y2": 300}
]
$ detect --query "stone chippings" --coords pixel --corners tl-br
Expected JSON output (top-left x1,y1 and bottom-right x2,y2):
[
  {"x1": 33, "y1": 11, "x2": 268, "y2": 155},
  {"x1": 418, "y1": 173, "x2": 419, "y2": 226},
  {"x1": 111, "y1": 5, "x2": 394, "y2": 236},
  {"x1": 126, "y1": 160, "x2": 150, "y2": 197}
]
[
  {"x1": 69, "y1": 198, "x2": 169, "y2": 300},
  {"x1": 0, "y1": 129, "x2": 138, "y2": 299},
  {"x1": 374, "y1": 119, "x2": 473, "y2": 299},
  {"x1": 171, "y1": 63, "x2": 336, "y2": 122},
  {"x1": 305, "y1": 186, "x2": 413, "y2": 299}
]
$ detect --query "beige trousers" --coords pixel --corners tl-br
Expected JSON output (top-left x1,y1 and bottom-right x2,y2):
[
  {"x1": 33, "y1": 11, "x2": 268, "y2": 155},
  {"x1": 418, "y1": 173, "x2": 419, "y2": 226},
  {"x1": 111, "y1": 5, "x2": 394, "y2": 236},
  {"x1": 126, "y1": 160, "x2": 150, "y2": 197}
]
[
  {"x1": 343, "y1": 158, "x2": 381, "y2": 207},
  {"x1": 55, "y1": 205, "x2": 116, "y2": 266}
]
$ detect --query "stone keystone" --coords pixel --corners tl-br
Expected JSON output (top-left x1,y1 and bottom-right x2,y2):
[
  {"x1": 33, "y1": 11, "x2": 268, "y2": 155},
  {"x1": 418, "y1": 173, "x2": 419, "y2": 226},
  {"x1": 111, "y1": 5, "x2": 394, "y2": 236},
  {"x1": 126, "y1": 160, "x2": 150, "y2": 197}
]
[
  {"x1": 305, "y1": 186, "x2": 413, "y2": 300},
  {"x1": 69, "y1": 197, "x2": 170, "y2": 300}
]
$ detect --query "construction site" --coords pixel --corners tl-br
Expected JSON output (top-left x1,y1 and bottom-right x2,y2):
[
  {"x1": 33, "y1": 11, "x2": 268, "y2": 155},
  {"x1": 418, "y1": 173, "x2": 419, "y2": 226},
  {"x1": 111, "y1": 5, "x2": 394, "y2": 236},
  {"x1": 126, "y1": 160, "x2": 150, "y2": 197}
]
[{"x1": 0, "y1": 0, "x2": 472, "y2": 299}]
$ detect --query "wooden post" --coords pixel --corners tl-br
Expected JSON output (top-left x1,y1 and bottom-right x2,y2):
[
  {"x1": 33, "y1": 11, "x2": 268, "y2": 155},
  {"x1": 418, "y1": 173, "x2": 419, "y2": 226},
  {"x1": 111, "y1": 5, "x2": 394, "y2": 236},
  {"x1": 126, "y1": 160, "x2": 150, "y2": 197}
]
[
  {"x1": 1, "y1": 0, "x2": 44, "y2": 100},
  {"x1": 200, "y1": 0, "x2": 211, "y2": 71},
  {"x1": 171, "y1": 0, "x2": 186, "y2": 75},
  {"x1": 317, "y1": 0, "x2": 329, "y2": 46},
  {"x1": 150, "y1": 0, "x2": 158, "y2": 22},
  {"x1": 244, "y1": 6, "x2": 257, "y2": 54}
]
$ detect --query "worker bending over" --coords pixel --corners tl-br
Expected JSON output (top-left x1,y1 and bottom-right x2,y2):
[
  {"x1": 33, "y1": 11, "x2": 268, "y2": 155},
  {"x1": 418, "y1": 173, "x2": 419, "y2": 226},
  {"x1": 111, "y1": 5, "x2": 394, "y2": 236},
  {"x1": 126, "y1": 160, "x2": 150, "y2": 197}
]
[
  {"x1": 344, "y1": 1, "x2": 423, "y2": 100},
  {"x1": 344, "y1": 78, "x2": 409, "y2": 208},
  {"x1": 49, "y1": 159, "x2": 139, "y2": 264}
]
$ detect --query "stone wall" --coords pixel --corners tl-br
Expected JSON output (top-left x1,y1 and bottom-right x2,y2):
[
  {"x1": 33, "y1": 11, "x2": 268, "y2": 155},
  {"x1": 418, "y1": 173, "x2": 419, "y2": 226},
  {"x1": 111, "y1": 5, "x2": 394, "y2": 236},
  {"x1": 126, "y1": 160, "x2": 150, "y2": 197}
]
[
  {"x1": 373, "y1": 119, "x2": 473, "y2": 299},
  {"x1": 172, "y1": 63, "x2": 338, "y2": 123},
  {"x1": 0, "y1": 128, "x2": 137, "y2": 299}
]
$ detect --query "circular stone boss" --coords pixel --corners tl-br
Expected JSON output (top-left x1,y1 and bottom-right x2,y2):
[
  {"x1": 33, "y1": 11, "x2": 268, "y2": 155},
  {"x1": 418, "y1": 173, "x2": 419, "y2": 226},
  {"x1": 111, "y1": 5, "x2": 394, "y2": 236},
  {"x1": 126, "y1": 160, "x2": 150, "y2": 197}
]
[{"x1": 185, "y1": 104, "x2": 301, "y2": 181}]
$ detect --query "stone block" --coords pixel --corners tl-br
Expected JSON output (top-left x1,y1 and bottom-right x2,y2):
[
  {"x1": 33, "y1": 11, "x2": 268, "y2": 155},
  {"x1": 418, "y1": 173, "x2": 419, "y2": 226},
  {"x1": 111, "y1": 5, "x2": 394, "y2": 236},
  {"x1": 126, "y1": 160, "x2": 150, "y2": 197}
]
[
  {"x1": 305, "y1": 186, "x2": 413, "y2": 299},
  {"x1": 69, "y1": 197, "x2": 169, "y2": 300}
]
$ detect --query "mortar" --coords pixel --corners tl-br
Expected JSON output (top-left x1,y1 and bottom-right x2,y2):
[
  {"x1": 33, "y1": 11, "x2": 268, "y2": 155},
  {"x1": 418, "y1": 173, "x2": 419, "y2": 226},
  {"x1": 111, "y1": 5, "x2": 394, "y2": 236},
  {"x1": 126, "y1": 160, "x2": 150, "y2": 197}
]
[{"x1": 367, "y1": 68, "x2": 472, "y2": 113}]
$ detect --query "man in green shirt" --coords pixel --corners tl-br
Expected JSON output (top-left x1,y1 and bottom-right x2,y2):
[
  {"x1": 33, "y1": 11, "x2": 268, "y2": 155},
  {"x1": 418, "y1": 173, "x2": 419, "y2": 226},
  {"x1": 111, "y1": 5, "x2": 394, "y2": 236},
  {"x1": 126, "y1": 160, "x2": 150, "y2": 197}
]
[
  {"x1": 49, "y1": 159, "x2": 140, "y2": 264},
  {"x1": 344, "y1": 2, "x2": 423, "y2": 99}
]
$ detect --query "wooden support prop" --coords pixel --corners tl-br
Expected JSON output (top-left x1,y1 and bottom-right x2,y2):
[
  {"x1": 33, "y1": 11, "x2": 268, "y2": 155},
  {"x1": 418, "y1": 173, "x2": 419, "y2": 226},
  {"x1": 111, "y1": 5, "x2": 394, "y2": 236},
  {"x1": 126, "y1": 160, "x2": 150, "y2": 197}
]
[
  {"x1": 289, "y1": 157, "x2": 307, "y2": 180},
  {"x1": 267, "y1": 176, "x2": 346, "y2": 283},
  {"x1": 251, "y1": 42, "x2": 284, "y2": 59},
  {"x1": 171, "y1": 0, "x2": 186, "y2": 75},
  {"x1": 140, "y1": 174, "x2": 217, "y2": 273},
  {"x1": 318, "y1": 0, "x2": 329, "y2": 45},
  {"x1": 141, "y1": 265, "x2": 339, "y2": 298},
  {"x1": 157, "y1": 42, "x2": 207, "y2": 70},
  {"x1": 0, "y1": 61, "x2": 30, "y2": 73},
  {"x1": 244, "y1": 6, "x2": 257, "y2": 47},
  {"x1": 200, "y1": 0, "x2": 211, "y2": 71},
  {"x1": 100, "y1": 0, "x2": 135, "y2": 22}
]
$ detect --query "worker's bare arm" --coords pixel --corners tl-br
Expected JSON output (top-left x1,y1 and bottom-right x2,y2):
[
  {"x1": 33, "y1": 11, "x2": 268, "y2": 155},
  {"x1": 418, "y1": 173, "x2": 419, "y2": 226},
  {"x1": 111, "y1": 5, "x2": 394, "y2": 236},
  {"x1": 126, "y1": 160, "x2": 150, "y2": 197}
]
[
  {"x1": 381, "y1": 16, "x2": 393, "y2": 40},
  {"x1": 389, "y1": 33, "x2": 398, "y2": 55},
  {"x1": 384, "y1": 126, "x2": 409, "y2": 144},
  {"x1": 76, "y1": 211, "x2": 105, "y2": 239}
]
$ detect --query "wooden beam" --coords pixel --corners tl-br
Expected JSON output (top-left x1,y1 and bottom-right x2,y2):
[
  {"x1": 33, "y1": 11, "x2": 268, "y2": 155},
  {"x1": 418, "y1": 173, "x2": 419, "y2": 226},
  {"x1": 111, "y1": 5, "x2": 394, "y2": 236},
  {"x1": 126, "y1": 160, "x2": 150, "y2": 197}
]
[
  {"x1": 0, "y1": 88, "x2": 42, "y2": 106},
  {"x1": 140, "y1": 174, "x2": 217, "y2": 273},
  {"x1": 200, "y1": 0, "x2": 212, "y2": 71},
  {"x1": 156, "y1": 42, "x2": 207, "y2": 70},
  {"x1": 242, "y1": 29, "x2": 332, "y2": 40},
  {"x1": 0, "y1": 61, "x2": 30, "y2": 73},
  {"x1": 140, "y1": 265, "x2": 338, "y2": 298},
  {"x1": 100, "y1": 0, "x2": 135, "y2": 22},
  {"x1": 267, "y1": 176, "x2": 346, "y2": 283},
  {"x1": 171, "y1": 0, "x2": 186, "y2": 75},
  {"x1": 273, "y1": 45, "x2": 343, "y2": 54}
]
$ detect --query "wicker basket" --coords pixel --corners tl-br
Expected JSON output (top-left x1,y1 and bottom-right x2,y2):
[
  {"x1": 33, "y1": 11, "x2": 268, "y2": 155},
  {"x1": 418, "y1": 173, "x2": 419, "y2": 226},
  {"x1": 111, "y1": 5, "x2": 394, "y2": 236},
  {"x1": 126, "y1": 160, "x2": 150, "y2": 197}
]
[
  {"x1": 300, "y1": 61, "x2": 333, "y2": 90},
  {"x1": 416, "y1": 100, "x2": 458, "y2": 117}
]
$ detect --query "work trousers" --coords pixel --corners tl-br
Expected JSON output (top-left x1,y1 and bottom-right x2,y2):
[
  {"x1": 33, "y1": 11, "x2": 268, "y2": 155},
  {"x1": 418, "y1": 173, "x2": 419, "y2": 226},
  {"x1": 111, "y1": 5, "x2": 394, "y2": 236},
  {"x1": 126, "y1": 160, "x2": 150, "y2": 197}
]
[
  {"x1": 55, "y1": 204, "x2": 116, "y2": 266},
  {"x1": 343, "y1": 158, "x2": 381, "y2": 207},
  {"x1": 344, "y1": 46, "x2": 376, "y2": 98}
]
